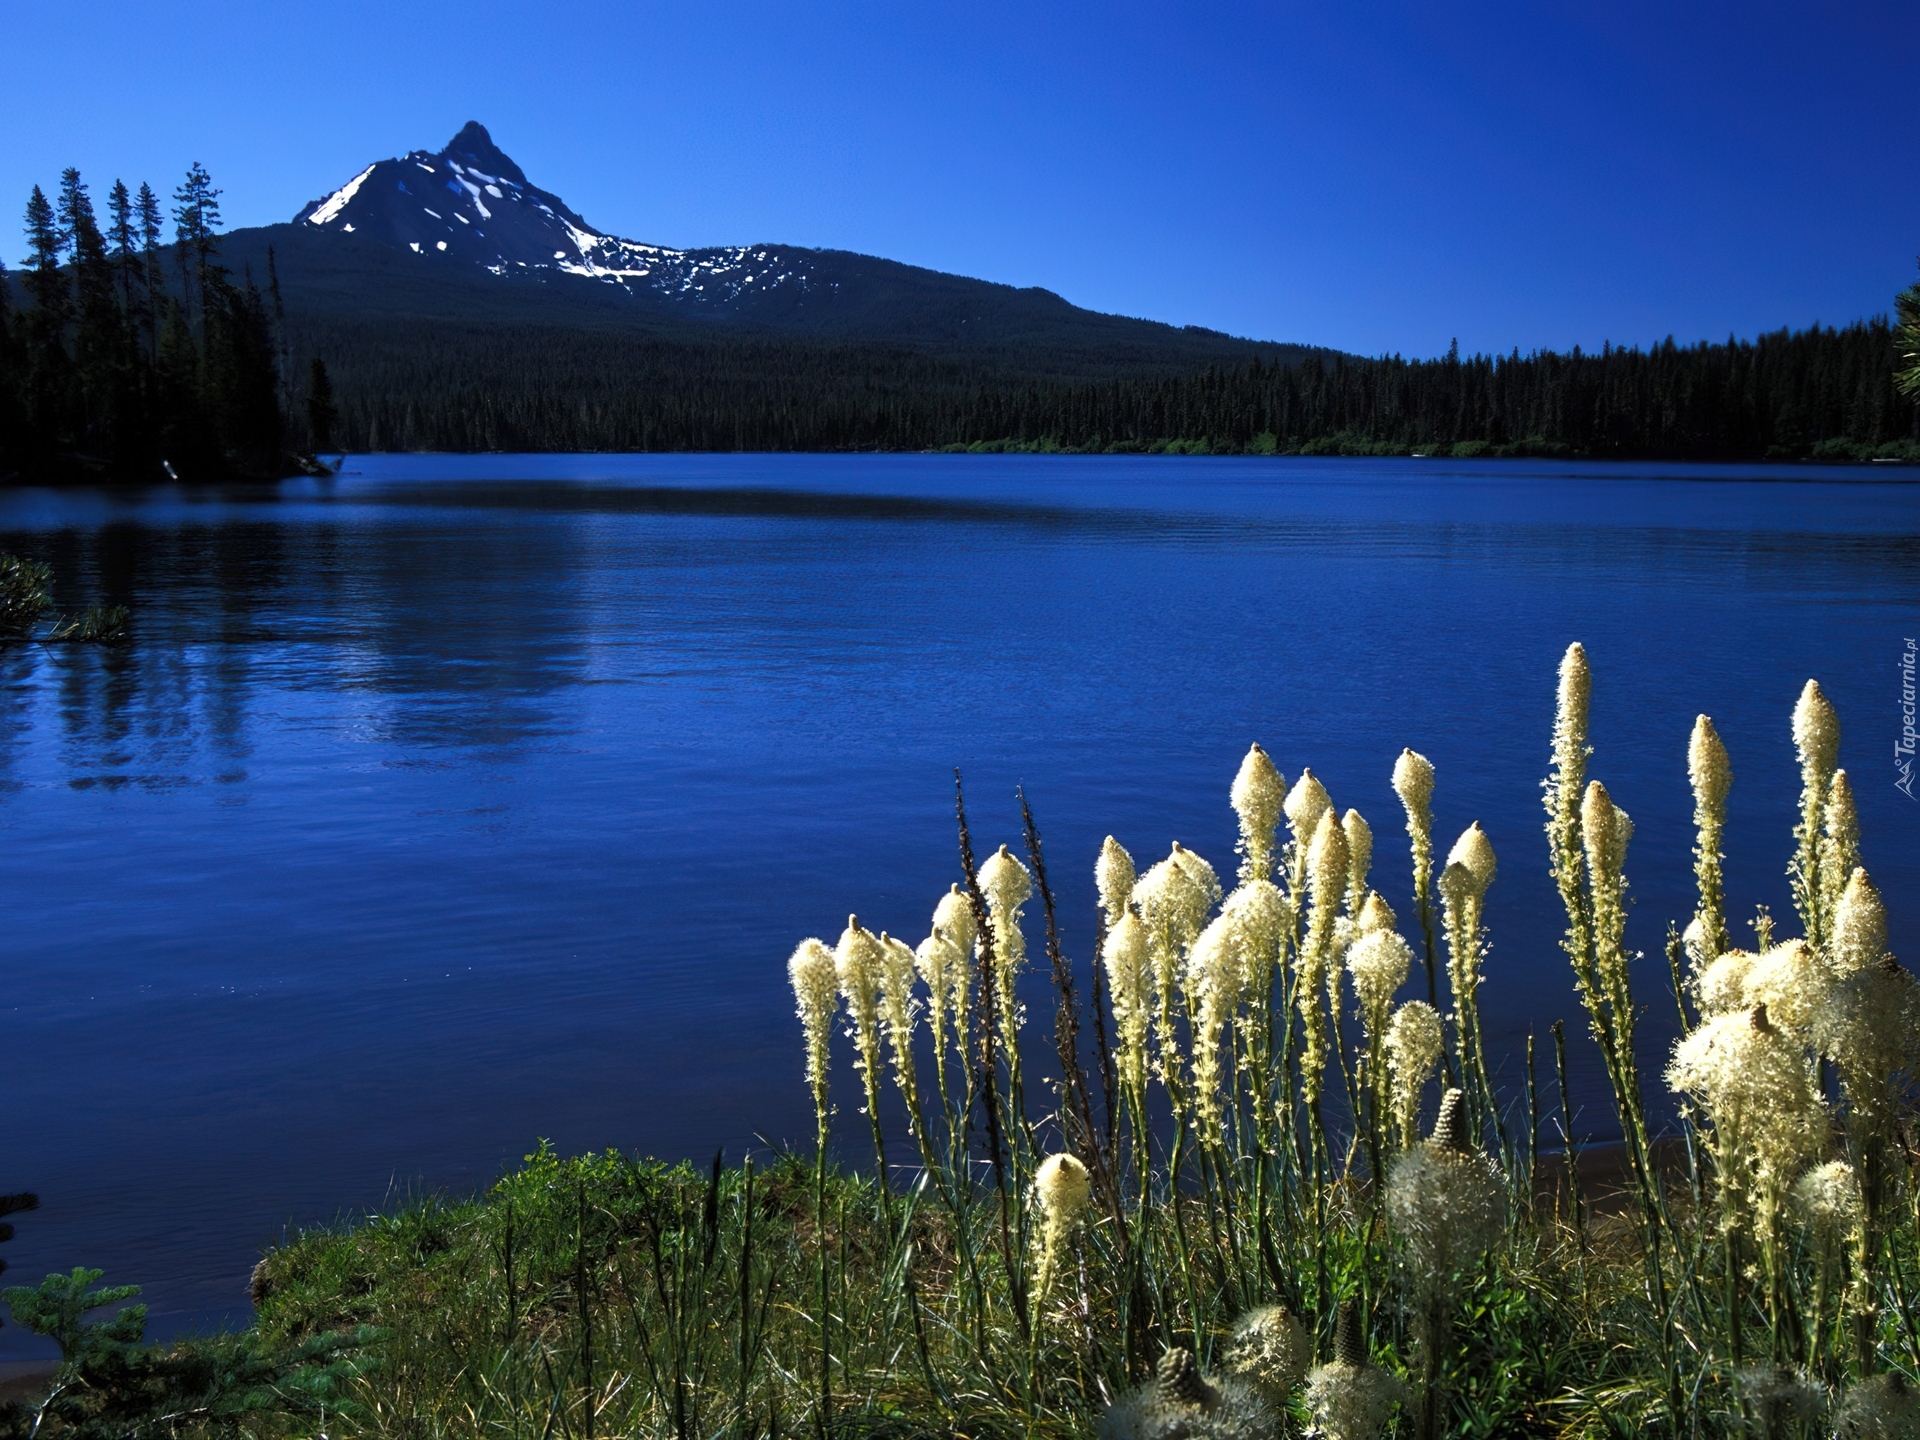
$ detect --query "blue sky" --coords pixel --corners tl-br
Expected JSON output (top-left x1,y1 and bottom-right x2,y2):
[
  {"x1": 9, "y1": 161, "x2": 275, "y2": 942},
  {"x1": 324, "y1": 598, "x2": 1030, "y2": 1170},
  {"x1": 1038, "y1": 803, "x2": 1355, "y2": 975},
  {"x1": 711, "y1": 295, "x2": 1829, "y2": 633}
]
[{"x1": 4, "y1": 0, "x2": 1914, "y2": 357}]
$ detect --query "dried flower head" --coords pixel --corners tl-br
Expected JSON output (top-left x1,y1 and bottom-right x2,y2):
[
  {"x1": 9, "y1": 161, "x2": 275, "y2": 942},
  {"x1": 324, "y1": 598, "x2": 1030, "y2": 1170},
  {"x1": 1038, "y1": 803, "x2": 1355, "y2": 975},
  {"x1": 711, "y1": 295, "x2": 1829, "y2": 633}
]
[
  {"x1": 1832, "y1": 867, "x2": 1890, "y2": 976},
  {"x1": 1834, "y1": 1372, "x2": 1920, "y2": 1440},
  {"x1": 1098, "y1": 1351, "x2": 1278, "y2": 1440},
  {"x1": 1792, "y1": 1159, "x2": 1865, "y2": 1248},
  {"x1": 1304, "y1": 1306, "x2": 1408, "y2": 1440},
  {"x1": 1230, "y1": 744, "x2": 1287, "y2": 883},
  {"x1": 1030, "y1": 1151, "x2": 1092, "y2": 1298},
  {"x1": 788, "y1": 938, "x2": 839, "y2": 1122},
  {"x1": 1104, "y1": 909, "x2": 1153, "y2": 1102},
  {"x1": 1222, "y1": 1304, "x2": 1311, "y2": 1399},
  {"x1": 1734, "y1": 1365, "x2": 1823, "y2": 1440},
  {"x1": 1385, "y1": 1001, "x2": 1445, "y2": 1147},
  {"x1": 1357, "y1": 890, "x2": 1397, "y2": 935},
  {"x1": 1348, "y1": 930, "x2": 1413, "y2": 1025},
  {"x1": 1097, "y1": 836, "x2": 1138, "y2": 932},
  {"x1": 1386, "y1": 1089, "x2": 1507, "y2": 1285}
]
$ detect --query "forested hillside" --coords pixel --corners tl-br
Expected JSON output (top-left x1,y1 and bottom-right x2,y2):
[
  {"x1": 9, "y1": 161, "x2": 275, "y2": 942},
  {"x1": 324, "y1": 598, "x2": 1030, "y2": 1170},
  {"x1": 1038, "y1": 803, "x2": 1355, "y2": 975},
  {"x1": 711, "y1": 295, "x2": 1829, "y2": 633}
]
[{"x1": 298, "y1": 314, "x2": 1917, "y2": 460}]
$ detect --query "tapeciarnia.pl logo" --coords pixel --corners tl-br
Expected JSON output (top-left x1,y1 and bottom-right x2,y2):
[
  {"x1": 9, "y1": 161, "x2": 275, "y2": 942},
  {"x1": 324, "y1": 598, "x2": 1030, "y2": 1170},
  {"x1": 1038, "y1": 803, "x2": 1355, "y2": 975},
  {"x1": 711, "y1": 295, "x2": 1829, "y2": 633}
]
[{"x1": 1899, "y1": 637, "x2": 1917, "y2": 800}]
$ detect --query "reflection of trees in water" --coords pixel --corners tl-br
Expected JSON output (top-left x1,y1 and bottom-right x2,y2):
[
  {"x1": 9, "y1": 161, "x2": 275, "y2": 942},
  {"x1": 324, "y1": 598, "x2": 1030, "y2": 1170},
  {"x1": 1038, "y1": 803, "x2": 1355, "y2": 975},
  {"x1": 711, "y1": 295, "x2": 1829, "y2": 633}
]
[{"x1": 0, "y1": 505, "x2": 590, "y2": 787}]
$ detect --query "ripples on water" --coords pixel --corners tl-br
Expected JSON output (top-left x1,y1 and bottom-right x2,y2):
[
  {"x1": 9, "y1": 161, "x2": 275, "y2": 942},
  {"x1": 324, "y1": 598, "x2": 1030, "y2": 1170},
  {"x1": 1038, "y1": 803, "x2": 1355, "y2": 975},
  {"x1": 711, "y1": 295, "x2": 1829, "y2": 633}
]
[{"x1": 0, "y1": 454, "x2": 1914, "y2": 1352}]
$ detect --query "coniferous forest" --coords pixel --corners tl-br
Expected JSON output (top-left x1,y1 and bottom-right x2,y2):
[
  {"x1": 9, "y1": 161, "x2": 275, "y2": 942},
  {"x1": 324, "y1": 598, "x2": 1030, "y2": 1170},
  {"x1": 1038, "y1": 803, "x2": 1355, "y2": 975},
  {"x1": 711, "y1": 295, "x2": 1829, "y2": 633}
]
[
  {"x1": 293, "y1": 313, "x2": 1920, "y2": 461},
  {"x1": 4, "y1": 161, "x2": 1918, "y2": 474},
  {"x1": 0, "y1": 166, "x2": 290, "y2": 482}
]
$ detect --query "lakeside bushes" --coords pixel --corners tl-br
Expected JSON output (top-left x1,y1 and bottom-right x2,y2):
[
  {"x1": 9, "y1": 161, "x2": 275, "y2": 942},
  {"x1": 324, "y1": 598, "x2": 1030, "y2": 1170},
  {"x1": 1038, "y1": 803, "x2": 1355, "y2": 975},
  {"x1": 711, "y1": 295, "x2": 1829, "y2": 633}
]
[{"x1": 10, "y1": 648, "x2": 1911, "y2": 1440}]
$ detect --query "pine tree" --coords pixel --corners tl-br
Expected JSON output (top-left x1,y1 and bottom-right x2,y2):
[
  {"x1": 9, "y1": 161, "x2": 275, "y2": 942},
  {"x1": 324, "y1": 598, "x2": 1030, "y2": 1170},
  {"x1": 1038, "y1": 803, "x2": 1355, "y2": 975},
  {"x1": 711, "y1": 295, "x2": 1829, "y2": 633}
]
[
  {"x1": 58, "y1": 170, "x2": 125, "y2": 459},
  {"x1": 22, "y1": 185, "x2": 72, "y2": 453},
  {"x1": 171, "y1": 161, "x2": 224, "y2": 343}
]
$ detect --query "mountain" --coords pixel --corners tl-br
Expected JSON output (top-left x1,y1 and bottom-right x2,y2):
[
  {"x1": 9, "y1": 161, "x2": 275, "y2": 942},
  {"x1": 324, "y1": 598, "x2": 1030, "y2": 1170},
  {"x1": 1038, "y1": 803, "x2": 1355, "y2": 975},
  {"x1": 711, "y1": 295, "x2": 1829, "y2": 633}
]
[{"x1": 237, "y1": 122, "x2": 1326, "y2": 378}]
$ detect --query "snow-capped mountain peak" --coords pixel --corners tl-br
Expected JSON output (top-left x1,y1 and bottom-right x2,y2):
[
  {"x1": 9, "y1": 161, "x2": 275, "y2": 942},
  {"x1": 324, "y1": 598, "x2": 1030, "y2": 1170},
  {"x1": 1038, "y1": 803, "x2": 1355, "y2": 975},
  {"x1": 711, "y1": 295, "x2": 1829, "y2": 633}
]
[{"x1": 295, "y1": 122, "x2": 823, "y2": 308}]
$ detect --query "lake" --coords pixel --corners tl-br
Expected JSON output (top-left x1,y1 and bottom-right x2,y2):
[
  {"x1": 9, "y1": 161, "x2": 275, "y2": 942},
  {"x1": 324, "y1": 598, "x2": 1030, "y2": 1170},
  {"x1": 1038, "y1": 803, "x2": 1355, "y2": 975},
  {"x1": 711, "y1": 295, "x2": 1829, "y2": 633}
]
[{"x1": 1, "y1": 453, "x2": 1914, "y2": 1355}]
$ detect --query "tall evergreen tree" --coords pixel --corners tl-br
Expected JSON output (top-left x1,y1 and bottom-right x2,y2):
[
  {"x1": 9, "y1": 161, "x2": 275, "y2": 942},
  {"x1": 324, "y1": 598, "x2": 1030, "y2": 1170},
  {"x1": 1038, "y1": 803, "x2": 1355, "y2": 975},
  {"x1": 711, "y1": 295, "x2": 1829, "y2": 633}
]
[
  {"x1": 171, "y1": 161, "x2": 223, "y2": 342},
  {"x1": 22, "y1": 184, "x2": 72, "y2": 453},
  {"x1": 58, "y1": 170, "x2": 125, "y2": 458}
]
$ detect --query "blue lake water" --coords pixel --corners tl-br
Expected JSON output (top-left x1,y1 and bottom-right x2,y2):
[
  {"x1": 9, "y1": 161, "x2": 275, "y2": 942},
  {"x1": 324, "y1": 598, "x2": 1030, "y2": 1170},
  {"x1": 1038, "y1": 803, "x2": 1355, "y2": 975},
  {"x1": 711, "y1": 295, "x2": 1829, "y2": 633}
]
[{"x1": 0, "y1": 453, "x2": 1915, "y2": 1355}]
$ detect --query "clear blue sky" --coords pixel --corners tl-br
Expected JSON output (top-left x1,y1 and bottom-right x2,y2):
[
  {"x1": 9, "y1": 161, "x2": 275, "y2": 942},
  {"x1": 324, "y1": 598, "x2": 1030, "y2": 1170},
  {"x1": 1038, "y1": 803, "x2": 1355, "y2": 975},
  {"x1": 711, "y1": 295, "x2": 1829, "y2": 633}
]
[{"x1": 5, "y1": 0, "x2": 1914, "y2": 357}]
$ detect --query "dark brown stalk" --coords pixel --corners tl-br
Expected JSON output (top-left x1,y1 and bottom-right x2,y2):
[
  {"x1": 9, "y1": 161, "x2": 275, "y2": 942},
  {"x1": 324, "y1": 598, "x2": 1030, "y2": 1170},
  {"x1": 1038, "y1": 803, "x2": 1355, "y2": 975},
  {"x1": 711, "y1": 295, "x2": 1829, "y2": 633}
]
[
  {"x1": 955, "y1": 769, "x2": 1029, "y2": 1340},
  {"x1": 1018, "y1": 786, "x2": 1116, "y2": 1212}
]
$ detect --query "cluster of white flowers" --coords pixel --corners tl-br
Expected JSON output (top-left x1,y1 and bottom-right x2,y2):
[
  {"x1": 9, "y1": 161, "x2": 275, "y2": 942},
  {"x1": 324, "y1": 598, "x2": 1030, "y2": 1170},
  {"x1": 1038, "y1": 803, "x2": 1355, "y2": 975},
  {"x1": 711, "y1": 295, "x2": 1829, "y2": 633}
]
[
  {"x1": 1229, "y1": 743, "x2": 1286, "y2": 885},
  {"x1": 1386, "y1": 1089, "x2": 1506, "y2": 1289},
  {"x1": 1029, "y1": 1152, "x2": 1091, "y2": 1299},
  {"x1": 787, "y1": 938, "x2": 839, "y2": 1123},
  {"x1": 1097, "y1": 835, "x2": 1137, "y2": 933},
  {"x1": 1385, "y1": 1001, "x2": 1445, "y2": 1147}
]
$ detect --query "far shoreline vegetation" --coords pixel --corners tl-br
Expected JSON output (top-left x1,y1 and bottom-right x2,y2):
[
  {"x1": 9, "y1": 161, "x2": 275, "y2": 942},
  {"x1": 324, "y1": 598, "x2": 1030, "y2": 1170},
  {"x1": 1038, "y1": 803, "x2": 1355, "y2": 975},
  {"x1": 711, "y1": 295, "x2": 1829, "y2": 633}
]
[{"x1": 6, "y1": 162, "x2": 1920, "y2": 480}]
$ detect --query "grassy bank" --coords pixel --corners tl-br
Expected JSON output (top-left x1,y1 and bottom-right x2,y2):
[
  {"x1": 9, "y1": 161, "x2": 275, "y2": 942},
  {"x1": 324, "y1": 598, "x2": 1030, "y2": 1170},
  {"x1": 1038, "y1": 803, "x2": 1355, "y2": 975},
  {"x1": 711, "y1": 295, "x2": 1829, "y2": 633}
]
[{"x1": 8, "y1": 647, "x2": 1916, "y2": 1440}]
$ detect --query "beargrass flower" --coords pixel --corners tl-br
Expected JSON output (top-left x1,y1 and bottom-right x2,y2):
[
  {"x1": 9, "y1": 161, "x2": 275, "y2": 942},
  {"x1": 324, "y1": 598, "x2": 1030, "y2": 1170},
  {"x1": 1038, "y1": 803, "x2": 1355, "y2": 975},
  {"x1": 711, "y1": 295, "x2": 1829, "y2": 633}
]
[
  {"x1": 1688, "y1": 713, "x2": 1733, "y2": 967},
  {"x1": 1832, "y1": 867, "x2": 1890, "y2": 976},
  {"x1": 1386, "y1": 1001, "x2": 1444, "y2": 1147},
  {"x1": 1229, "y1": 743, "x2": 1286, "y2": 885},
  {"x1": 1285, "y1": 767, "x2": 1333, "y2": 842},
  {"x1": 877, "y1": 932, "x2": 921, "y2": 1119},
  {"x1": 1097, "y1": 835, "x2": 1138, "y2": 932},
  {"x1": 835, "y1": 917, "x2": 888, "y2": 1100},
  {"x1": 932, "y1": 882, "x2": 977, "y2": 959},
  {"x1": 1358, "y1": 890, "x2": 1396, "y2": 935},
  {"x1": 1104, "y1": 909, "x2": 1152, "y2": 1105},
  {"x1": 977, "y1": 844, "x2": 1032, "y2": 1049},
  {"x1": 1030, "y1": 1151, "x2": 1091, "y2": 1299},
  {"x1": 1823, "y1": 768, "x2": 1860, "y2": 918},
  {"x1": 1185, "y1": 912, "x2": 1241, "y2": 1144},
  {"x1": 1792, "y1": 1159, "x2": 1865, "y2": 1248},
  {"x1": 1348, "y1": 930, "x2": 1413, "y2": 1029},
  {"x1": 1342, "y1": 808, "x2": 1373, "y2": 914},
  {"x1": 788, "y1": 937, "x2": 839, "y2": 1132}
]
